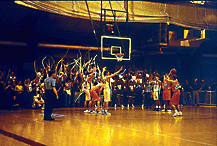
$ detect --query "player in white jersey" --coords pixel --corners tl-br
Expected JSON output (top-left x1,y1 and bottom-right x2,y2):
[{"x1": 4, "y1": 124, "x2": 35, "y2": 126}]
[
  {"x1": 82, "y1": 67, "x2": 96, "y2": 113},
  {"x1": 102, "y1": 66, "x2": 123, "y2": 115},
  {"x1": 151, "y1": 76, "x2": 162, "y2": 111}
]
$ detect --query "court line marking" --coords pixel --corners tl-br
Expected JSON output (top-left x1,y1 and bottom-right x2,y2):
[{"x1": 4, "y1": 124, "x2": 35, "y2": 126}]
[
  {"x1": 128, "y1": 128, "x2": 215, "y2": 146},
  {"x1": 74, "y1": 116, "x2": 215, "y2": 146},
  {"x1": 167, "y1": 131, "x2": 217, "y2": 135},
  {"x1": 0, "y1": 129, "x2": 46, "y2": 146}
]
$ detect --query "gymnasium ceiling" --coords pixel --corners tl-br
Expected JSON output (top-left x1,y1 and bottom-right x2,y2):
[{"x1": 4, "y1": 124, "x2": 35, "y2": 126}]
[
  {"x1": 1, "y1": 1, "x2": 217, "y2": 56},
  {"x1": 15, "y1": 1, "x2": 217, "y2": 29}
]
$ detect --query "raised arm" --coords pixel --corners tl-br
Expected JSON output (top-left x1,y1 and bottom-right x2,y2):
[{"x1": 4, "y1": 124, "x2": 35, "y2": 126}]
[
  {"x1": 102, "y1": 67, "x2": 106, "y2": 79},
  {"x1": 97, "y1": 65, "x2": 101, "y2": 77},
  {"x1": 87, "y1": 67, "x2": 96, "y2": 83},
  {"x1": 106, "y1": 66, "x2": 123, "y2": 79}
]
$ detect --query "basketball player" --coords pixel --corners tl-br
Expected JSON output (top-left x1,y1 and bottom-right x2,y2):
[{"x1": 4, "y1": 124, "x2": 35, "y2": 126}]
[
  {"x1": 151, "y1": 76, "x2": 161, "y2": 111},
  {"x1": 142, "y1": 80, "x2": 152, "y2": 109},
  {"x1": 102, "y1": 66, "x2": 123, "y2": 115},
  {"x1": 168, "y1": 69, "x2": 183, "y2": 117},
  {"x1": 82, "y1": 67, "x2": 96, "y2": 113},
  {"x1": 89, "y1": 81, "x2": 104, "y2": 114},
  {"x1": 162, "y1": 73, "x2": 172, "y2": 112}
]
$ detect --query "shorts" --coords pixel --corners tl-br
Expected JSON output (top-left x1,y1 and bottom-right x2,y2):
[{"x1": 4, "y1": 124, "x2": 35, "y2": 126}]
[
  {"x1": 162, "y1": 90, "x2": 171, "y2": 101},
  {"x1": 170, "y1": 90, "x2": 181, "y2": 106},
  {"x1": 104, "y1": 88, "x2": 111, "y2": 102},
  {"x1": 84, "y1": 89, "x2": 91, "y2": 101},
  {"x1": 153, "y1": 91, "x2": 159, "y2": 100},
  {"x1": 90, "y1": 89, "x2": 100, "y2": 102}
]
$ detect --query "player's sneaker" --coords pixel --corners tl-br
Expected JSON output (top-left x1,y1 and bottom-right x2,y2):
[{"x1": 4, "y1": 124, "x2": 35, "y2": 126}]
[
  {"x1": 161, "y1": 109, "x2": 166, "y2": 112},
  {"x1": 173, "y1": 112, "x2": 179, "y2": 117},
  {"x1": 104, "y1": 111, "x2": 111, "y2": 115},
  {"x1": 97, "y1": 111, "x2": 101, "y2": 114},
  {"x1": 90, "y1": 110, "x2": 96, "y2": 114},
  {"x1": 178, "y1": 111, "x2": 183, "y2": 116},
  {"x1": 167, "y1": 109, "x2": 172, "y2": 112},
  {"x1": 84, "y1": 110, "x2": 90, "y2": 113}
]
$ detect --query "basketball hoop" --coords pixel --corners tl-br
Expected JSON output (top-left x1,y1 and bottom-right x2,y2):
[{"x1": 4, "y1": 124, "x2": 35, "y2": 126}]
[{"x1": 115, "y1": 53, "x2": 124, "y2": 62}]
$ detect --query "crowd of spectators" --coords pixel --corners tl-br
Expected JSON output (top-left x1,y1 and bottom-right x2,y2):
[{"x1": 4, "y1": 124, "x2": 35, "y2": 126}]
[{"x1": 0, "y1": 62, "x2": 216, "y2": 110}]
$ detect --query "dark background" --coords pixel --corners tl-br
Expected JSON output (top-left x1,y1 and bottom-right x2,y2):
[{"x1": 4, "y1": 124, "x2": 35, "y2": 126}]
[{"x1": 1, "y1": 1, "x2": 217, "y2": 85}]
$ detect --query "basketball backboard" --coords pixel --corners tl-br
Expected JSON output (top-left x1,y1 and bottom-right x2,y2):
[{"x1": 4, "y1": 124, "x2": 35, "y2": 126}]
[{"x1": 101, "y1": 35, "x2": 131, "y2": 61}]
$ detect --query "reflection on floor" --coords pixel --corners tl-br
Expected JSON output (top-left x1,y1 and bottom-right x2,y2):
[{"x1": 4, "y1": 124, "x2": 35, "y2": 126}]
[{"x1": 0, "y1": 106, "x2": 217, "y2": 146}]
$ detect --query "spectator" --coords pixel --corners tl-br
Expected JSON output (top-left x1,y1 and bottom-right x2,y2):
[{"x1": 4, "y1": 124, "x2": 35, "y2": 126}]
[
  {"x1": 64, "y1": 79, "x2": 72, "y2": 107},
  {"x1": 4, "y1": 81, "x2": 16, "y2": 109},
  {"x1": 9, "y1": 72, "x2": 16, "y2": 85},
  {"x1": 24, "y1": 78, "x2": 34, "y2": 109},
  {"x1": 32, "y1": 94, "x2": 45, "y2": 109},
  {"x1": 190, "y1": 78, "x2": 202, "y2": 106},
  {"x1": 56, "y1": 77, "x2": 64, "y2": 108},
  {"x1": 15, "y1": 81, "x2": 25, "y2": 109},
  {"x1": 182, "y1": 80, "x2": 192, "y2": 105},
  {"x1": 201, "y1": 80, "x2": 209, "y2": 104}
]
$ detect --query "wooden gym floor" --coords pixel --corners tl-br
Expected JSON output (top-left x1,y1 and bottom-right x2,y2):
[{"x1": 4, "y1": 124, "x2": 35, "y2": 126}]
[{"x1": 0, "y1": 106, "x2": 216, "y2": 146}]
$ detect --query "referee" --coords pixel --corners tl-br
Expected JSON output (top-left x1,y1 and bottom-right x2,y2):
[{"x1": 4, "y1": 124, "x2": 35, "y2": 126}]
[{"x1": 44, "y1": 71, "x2": 59, "y2": 121}]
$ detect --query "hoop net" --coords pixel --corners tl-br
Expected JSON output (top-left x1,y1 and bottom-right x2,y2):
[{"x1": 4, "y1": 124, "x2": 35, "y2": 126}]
[{"x1": 115, "y1": 53, "x2": 124, "y2": 62}]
